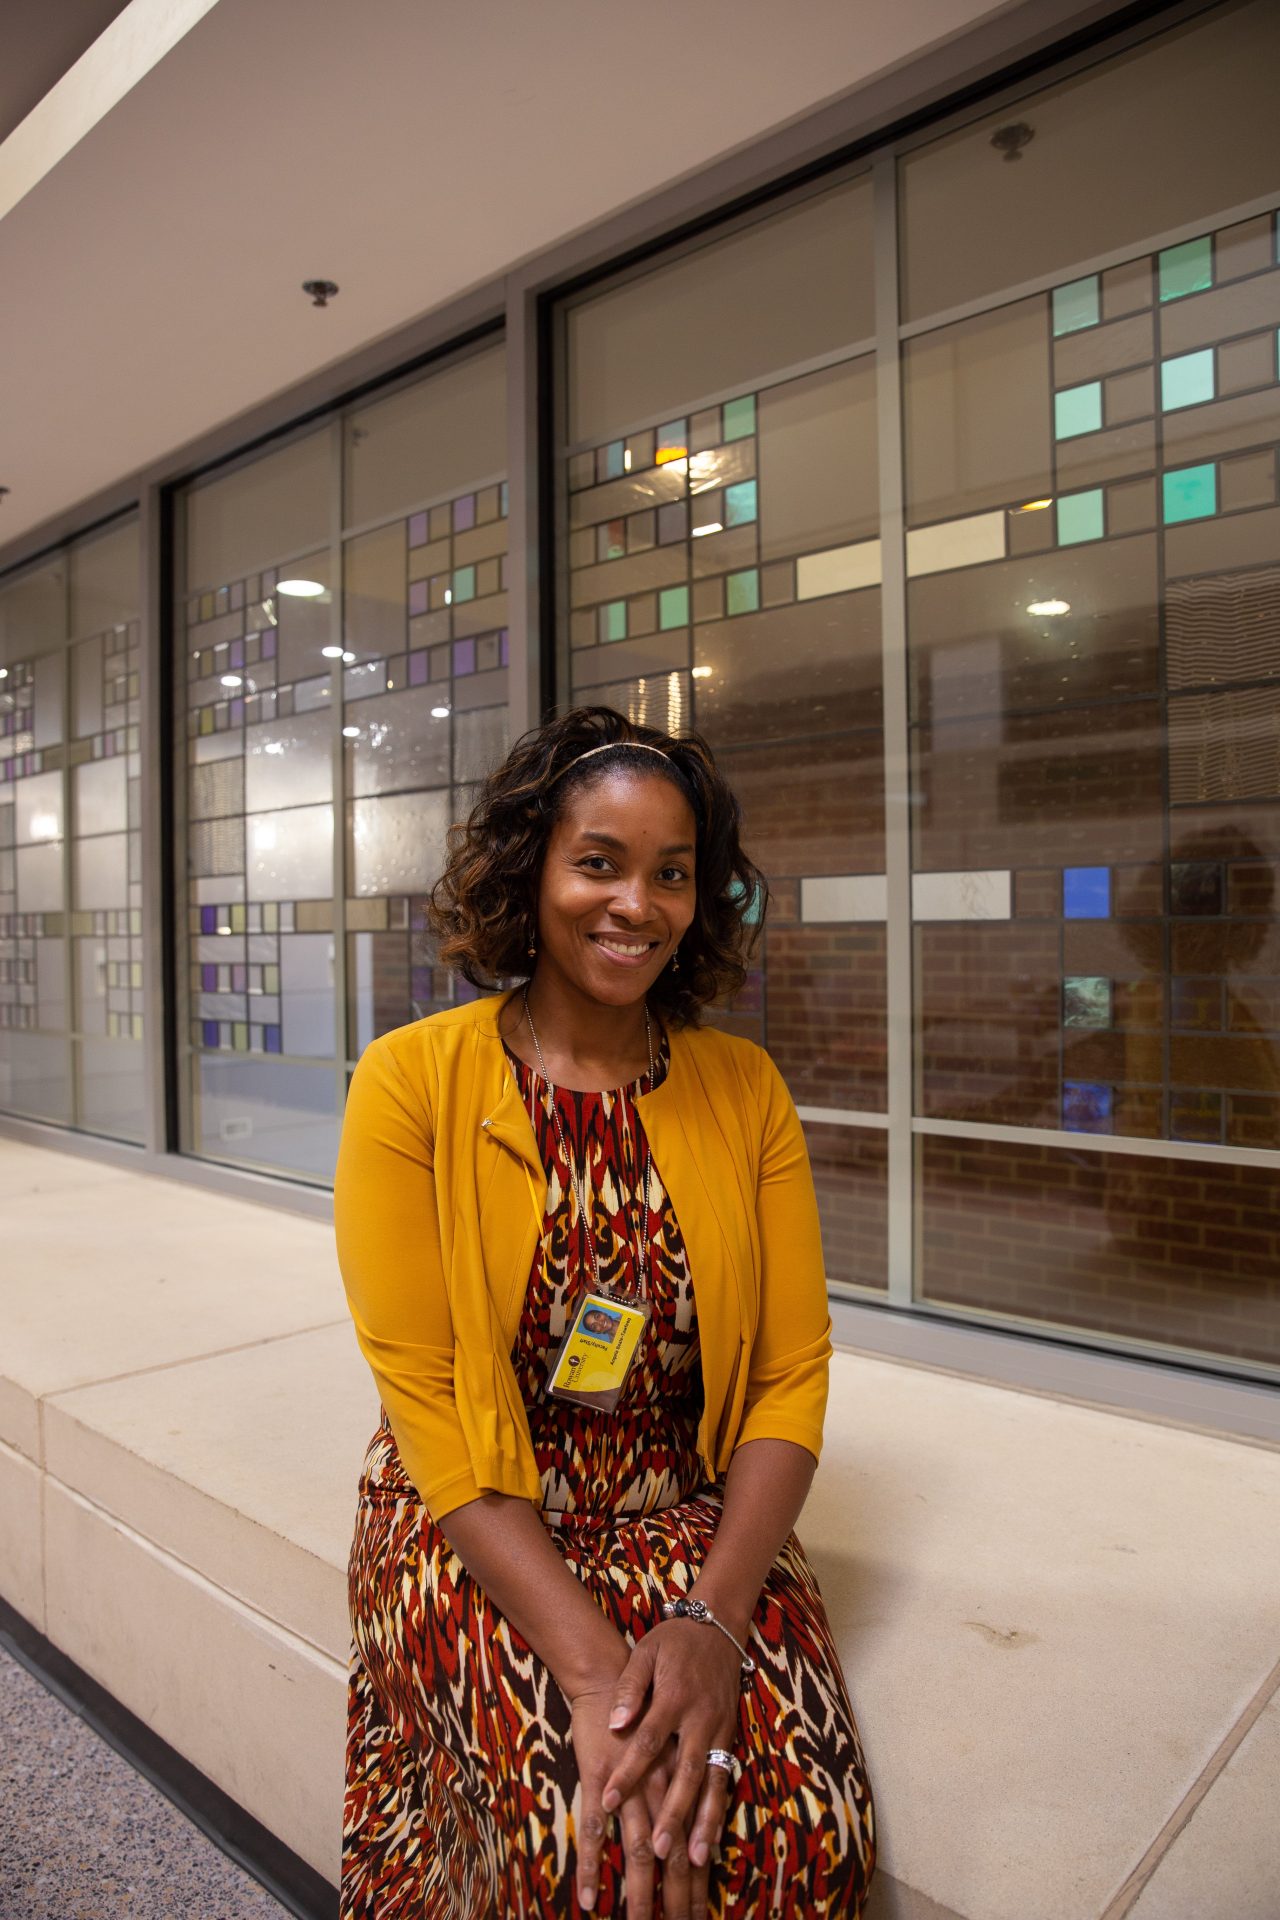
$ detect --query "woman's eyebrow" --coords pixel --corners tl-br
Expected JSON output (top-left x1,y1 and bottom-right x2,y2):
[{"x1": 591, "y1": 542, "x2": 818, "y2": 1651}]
[{"x1": 577, "y1": 829, "x2": 695, "y2": 857}]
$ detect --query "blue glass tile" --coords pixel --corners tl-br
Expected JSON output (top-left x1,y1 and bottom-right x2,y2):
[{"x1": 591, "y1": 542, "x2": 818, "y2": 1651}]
[
  {"x1": 202, "y1": 1020, "x2": 219, "y2": 1048},
  {"x1": 200, "y1": 905, "x2": 217, "y2": 935},
  {"x1": 201, "y1": 964, "x2": 217, "y2": 992},
  {"x1": 1054, "y1": 383, "x2": 1102, "y2": 440},
  {"x1": 1159, "y1": 236, "x2": 1212, "y2": 302},
  {"x1": 726, "y1": 569, "x2": 760, "y2": 616},
  {"x1": 1057, "y1": 490, "x2": 1105, "y2": 546},
  {"x1": 722, "y1": 395, "x2": 756, "y2": 441},
  {"x1": 1063, "y1": 1081, "x2": 1113, "y2": 1133},
  {"x1": 1052, "y1": 276, "x2": 1100, "y2": 337},
  {"x1": 1163, "y1": 464, "x2": 1217, "y2": 524},
  {"x1": 265, "y1": 1025, "x2": 282, "y2": 1054},
  {"x1": 724, "y1": 480, "x2": 758, "y2": 526},
  {"x1": 1064, "y1": 866, "x2": 1111, "y2": 919},
  {"x1": 1161, "y1": 350, "x2": 1215, "y2": 411},
  {"x1": 659, "y1": 586, "x2": 690, "y2": 630}
]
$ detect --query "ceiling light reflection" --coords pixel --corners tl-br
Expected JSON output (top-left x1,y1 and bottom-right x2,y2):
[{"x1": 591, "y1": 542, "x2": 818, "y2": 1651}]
[
  {"x1": 276, "y1": 578, "x2": 325, "y2": 597},
  {"x1": 1027, "y1": 599, "x2": 1071, "y2": 617}
]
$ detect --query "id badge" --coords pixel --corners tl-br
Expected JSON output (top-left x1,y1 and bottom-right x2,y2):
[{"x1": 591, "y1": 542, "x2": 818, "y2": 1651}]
[{"x1": 547, "y1": 1290, "x2": 647, "y2": 1412}]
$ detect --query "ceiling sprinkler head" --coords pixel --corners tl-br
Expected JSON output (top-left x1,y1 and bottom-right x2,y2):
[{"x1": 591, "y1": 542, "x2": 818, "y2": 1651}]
[
  {"x1": 991, "y1": 122, "x2": 1035, "y2": 162},
  {"x1": 302, "y1": 279, "x2": 339, "y2": 308}
]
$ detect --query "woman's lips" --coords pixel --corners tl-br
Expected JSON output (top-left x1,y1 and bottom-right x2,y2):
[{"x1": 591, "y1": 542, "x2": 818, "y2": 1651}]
[{"x1": 588, "y1": 933, "x2": 661, "y2": 967}]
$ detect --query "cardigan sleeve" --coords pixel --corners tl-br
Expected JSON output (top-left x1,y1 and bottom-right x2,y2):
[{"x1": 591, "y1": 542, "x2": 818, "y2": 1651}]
[
  {"x1": 733, "y1": 1048, "x2": 832, "y2": 1463},
  {"x1": 333, "y1": 1034, "x2": 483, "y2": 1521}
]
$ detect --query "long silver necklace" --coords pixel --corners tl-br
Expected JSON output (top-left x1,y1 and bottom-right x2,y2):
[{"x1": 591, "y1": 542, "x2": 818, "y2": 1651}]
[{"x1": 521, "y1": 988, "x2": 656, "y2": 1304}]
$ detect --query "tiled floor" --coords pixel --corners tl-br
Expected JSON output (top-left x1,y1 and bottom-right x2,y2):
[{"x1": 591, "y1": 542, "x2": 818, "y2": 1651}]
[{"x1": 0, "y1": 1644, "x2": 290, "y2": 1920}]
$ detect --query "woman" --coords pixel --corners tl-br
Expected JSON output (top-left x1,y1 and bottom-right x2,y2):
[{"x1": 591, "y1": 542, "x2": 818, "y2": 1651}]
[{"x1": 335, "y1": 705, "x2": 875, "y2": 1919}]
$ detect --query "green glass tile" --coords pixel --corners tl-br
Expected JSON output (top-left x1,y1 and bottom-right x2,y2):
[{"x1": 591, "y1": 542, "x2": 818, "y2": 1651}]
[
  {"x1": 1163, "y1": 463, "x2": 1217, "y2": 524},
  {"x1": 263, "y1": 902, "x2": 278, "y2": 932},
  {"x1": 230, "y1": 903, "x2": 246, "y2": 933},
  {"x1": 726, "y1": 569, "x2": 760, "y2": 616},
  {"x1": 722, "y1": 395, "x2": 756, "y2": 441},
  {"x1": 1158, "y1": 236, "x2": 1212, "y2": 303},
  {"x1": 1057, "y1": 489, "x2": 1104, "y2": 546},
  {"x1": 1054, "y1": 382, "x2": 1102, "y2": 440},
  {"x1": 601, "y1": 441, "x2": 625, "y2": 480},
  {"x1": 233, "y1": 1022, "x2": 249, "y2": 1052},
  {"x1": 725, "y1": 480, "x2": 758, "y2": 526},
  {"x1": 264, "y1": 964, "x2": 280, "y2": 994},
  {"x1": 1052, "y1": 276, "x2": 1099, "y2": 337},
  {"x1": 599, "y1": 601, "x2": 627, "y2": 644},
  {"x1": 451, "y1": 566, "x2": 476, "y2": 604},
  {"x1": 658, "y1": 586, "x2": 690, "y2": 630},
  {"x1": 1161, "y1": 349, "x2": 1215, "y2": 411},
  {"x1": 1063, "y1": 976, "x2": 1112, "y2": 1029}
]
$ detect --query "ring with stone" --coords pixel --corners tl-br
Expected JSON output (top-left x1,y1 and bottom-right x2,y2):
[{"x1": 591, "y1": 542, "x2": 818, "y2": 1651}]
[{"x1": 705, "y1": 1747, "x2": 735, "y2": 1775}]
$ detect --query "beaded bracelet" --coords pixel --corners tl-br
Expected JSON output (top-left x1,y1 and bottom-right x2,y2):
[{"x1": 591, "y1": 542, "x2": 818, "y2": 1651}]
[{"x1": 662, "y1": 1596, "x2": 757, "y2": 1686}]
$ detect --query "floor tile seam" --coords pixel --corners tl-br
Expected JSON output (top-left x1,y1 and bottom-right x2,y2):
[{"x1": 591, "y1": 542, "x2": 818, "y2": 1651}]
[
  {"x1": 1095, "y1": 1650, "x2": 1280, "y2": 1920},
  {"x1": 843, "y1": 1346, "x2": 1280, "y2": 1455},
  {"x1": 46, "y1": 1476, "x2": 350, "y2": 1678},
  {"x1": 31, "y1": 1317, "x2": 354, "y2": 1404}
]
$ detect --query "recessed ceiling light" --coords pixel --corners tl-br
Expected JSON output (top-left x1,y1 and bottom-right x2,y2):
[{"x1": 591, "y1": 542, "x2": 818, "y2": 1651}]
[
  {"x1": 431, "y1": 705, "x2": 450, "y2": 719},
  {"x1": 341, "y1": 650, "x2": 356, "y2": 663},
  {"x1": 342, "y1": 725, "x2": 360, "y2": 738},
  {"x1": 1027, "y1": 598, "x2": 1071, "y2": 617},
  {"x1": 691, "y1": 665, "x2": 712, "y2": 679},
  {"x1": 321, "y1": 644, "x2": 344, "y2": 658},
  {"x1": 444, "y1": 590, "x2": 453, "y2": 606},
  {"x1": 692, "y1": 522, "x2": 723, "y2": 538},
  {"x1": 220, "y1": 674, "x2": 243, "y2": 687},
  {"x1": 0, "y1": 668, "x2": 8, "y2": 680},
  {"x1": 277, "y1": 578, "x2": 325, "y2": 597}
]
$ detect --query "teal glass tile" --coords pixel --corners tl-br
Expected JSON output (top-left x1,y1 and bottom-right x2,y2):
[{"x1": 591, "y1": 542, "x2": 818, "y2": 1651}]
[
  {"x1": 1054, "y1": 383, "x2": 1102, "y2": 440},
  {"x1": 725, "y1": 480, "x2": 758, "y2": 526},
  {"x1": 1063, "y1": 976, "x2": 1112, "y2": 1029},
  {"x1": 726, "y1": 569, "x2": 760, "y2": 616},
  {"x1": 602, "y1": 440, "x2": 626, "y2": 480},
  {"x1": 1163, "y1": 464, "x2": 1217, "y2": 524},
  {"x1": 722, "y1": 395, "x2": 756, "y2": 442},
  {"x1": 1057, "y1": 489, "x2": 1104, "y2": 546},
  {"x1": 1161, "y1": 350, "x2": 1215, "y2": 411},
  {"x1": 1052, "y1": 276, "x2": 1099, "y2": 337},
  {"x1": 599, "y1": 601, "x2": 627, "y2": 644},
  {"x1": 451, "y1": 565, "x2": 476, "y2": 603},
  {"x1": 1158, "y1": 236, "x2": 1212, "y2": 303},
  {"x1": 658, "y1": 585, "x2": 690, "y2": 630}
]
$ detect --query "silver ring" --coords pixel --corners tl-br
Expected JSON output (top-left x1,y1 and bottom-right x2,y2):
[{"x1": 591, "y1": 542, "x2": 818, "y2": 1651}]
[{"x1": 706, "y1": 1747, "x2": 735, "y2": 1774}]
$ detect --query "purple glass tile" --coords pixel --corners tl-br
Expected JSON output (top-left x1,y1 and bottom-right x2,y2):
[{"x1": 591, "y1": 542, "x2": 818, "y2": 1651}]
[
  {"x1": 231, "y1": 580, "x2": 245, "y2": 610},
  {"x1": 262, "y1": 631, "x2": 277, "y2": 659},
  {"x1": 408, "y1": 650, "x2": 428, "y2": 687},
  {"x1": 232, "y1": 964, "x2": 247, "y2": 992},
  {"x1": 499, "y1": 629, "x2": 510, "y2": 667},
  {"x1": 453, "y1": 638, "x2": 476, "y2": 676},
  {"x1": 202, "y1": 1020, "x2": 219, "y2": 1048},
  {"x1": 230, "y1": 699, "x2": 245, "y2": 726},
  {"x1": 201, "y1": 906, "x2": 217, "y2": 934},
  {"x1": 230, "y1": 639, "x2": 245, "y2": 669},
  {"x1": 453, "y1": 494, "x2": 476, "y2": 533},
  {"x1": 265, "y1": 1025, "x2": 282, "y2": 1054},
  {"x1": 202, "y1": 964, "x2": 217, "y2": 991},
  {"x1": 408, "y1": 511, "x2": 429, "y2": 547},
  {"x1": 409, "y1": 579, "x2": 429, "y2": 618},
  {"x1": 104, "y1": 735, "x2": 115, "y2": 757}
]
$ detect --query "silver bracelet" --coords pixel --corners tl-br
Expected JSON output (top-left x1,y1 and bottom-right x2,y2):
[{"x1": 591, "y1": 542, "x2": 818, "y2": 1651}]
[{"x1": 663, "y1": 1596, "x2": 757, "y2": 1685}]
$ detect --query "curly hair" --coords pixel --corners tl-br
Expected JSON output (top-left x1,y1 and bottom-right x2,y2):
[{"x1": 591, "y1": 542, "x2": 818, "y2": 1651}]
[{"x1": 428, "y1": 705, "x2": 767, "y2": 1026}]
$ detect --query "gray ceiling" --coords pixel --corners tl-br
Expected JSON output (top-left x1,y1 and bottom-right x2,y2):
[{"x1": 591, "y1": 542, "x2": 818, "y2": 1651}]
[{"x1": 0, "y1": 0, "x2": 132, "y2": 143}]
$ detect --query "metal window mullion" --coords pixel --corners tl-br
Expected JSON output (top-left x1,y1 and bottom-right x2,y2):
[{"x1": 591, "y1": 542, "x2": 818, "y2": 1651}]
[
  {"x1": 329, "y1": 419, "x2": 348, "y2": 1111},
  {"x1": 873, "y1": 154, "x2": 915, "y2": 1310},
  {"x1": 137, "y1": 487, "x2": 169, "y2": 1155},
  {"x1": 60, "y1": 563, "x2": 75, "y2": 1125},
  {"x1": 505, "y1": 284, "x2": 541, "y2": 740}
]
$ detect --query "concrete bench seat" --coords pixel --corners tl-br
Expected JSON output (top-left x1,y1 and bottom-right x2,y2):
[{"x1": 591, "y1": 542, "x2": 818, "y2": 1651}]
[{"x1": 3, "y1": 1137, "x2": 1278, "y2": 1919}]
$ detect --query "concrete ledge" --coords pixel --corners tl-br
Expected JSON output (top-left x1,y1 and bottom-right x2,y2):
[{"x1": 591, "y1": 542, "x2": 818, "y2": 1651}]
[{"x1": 4, "y1": 1137, "x2": 1280, "y2": 1916}]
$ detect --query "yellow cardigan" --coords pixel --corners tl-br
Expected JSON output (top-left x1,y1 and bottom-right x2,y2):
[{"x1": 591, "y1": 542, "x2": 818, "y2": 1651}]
[{"x1": 334, "y1": 990, "x2": 832, "y2": 1522}]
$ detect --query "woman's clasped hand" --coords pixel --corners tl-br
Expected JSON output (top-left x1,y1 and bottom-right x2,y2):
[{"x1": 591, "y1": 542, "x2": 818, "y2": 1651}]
[{"x1": 570, "y1": 1614, "x2": 744, "y2": 1919}]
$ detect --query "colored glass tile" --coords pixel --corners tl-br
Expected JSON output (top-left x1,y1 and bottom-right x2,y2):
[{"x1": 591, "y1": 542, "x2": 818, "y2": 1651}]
[
  {"x1": 1170, "y1": 1088, "x2": 1223, "y2": 1143},
  {"x1": 600, "y1": 519, "x2": 627, "y2": 561},
  {"x1": 1062, "y1": 1081, "x2": 1113, "y2": 1133},
  {"x1": 659, "y1": 586, "x2": 690, "y2": 631},
  {"x1": 408, "y1": 579, "x2": 429, "y2": 618},
  {"x1": 1054, "y1": 383, "x2": 1102, "y2": 440},
  {"x1": 201, "y1": 964, "x2": 217, "y2": 991},
  {"x1": 500, "y1": 631, "x2": 510, "y2": 666},
  {"x1": 265, "y1": 1025, "x2": 281, "y2": 1054},
  {"x1": 724, "y1": 480, "x2": 758, "y2": 526},
  {"x1": 727, "y1": 569, "x2": 760, "y2": 616},
  {"x1": 722, "y1": 395, "x2": 756, "y2": 441},
  {"x1": 1063, "y1": 976, "x2": 1111, "y2": 1028},
  {"x1": 453, "y1": 638, "x2": 476, "y2": 676},
  {"x1": 261, "y1": 631, "x2": 276, "y2": 659},
  {"x1": 657, "y1": 502, "x2": 688, "y2": 545},
  {"x1": 201, "y1": 905, "x2": 217, "y2": 934},
  {"x1": 1170, "y1": 862, "x2": 1223, "y2": 915},
  {"x1": 407, "y1": 650, "x2": 428, "y2": 686},
  {"x1": 1161, "y1": 350, "x2": 1215, "y2": 411},
  {"x1": 600, "y1": 441, "x2": 626, "y2": 482},
  {"x1": 599, "y1": 602, "x2": 627, "y2": 644},
  {"x1": 1063, "y1": 867, "x2": 1111, "y2": 919},
  {"x1": 500, "y1": 482, "x2": 509, "y2": 518},
  {"x1": 202, "y1": 1020, "x2": 219, "y2": 1048},
  {"x1": 1158, "y1": 236, "x2": 1212, "y2": 303},
  {"x1": 656, "y1": 422, "x2": 688, "y2": 463},
  {"x1": 231, "y1": 903, "x2": 246, "y2": 933},
  {"x1": 1163, "y1": 464, "x2": 1217, "y2": 524},
  {"x1": 408, "y1": 511, "x2": 428, "y2": 547},
  {"x1": 453, "y1": 495, "x2": 476, "y2": 533},
  {"x1": 1052, "y1": 276, "x2": 1099, "y2": 337},
  {"x1": 1057, "y1": 490, "x2": 1104, "y2": 546},
  {"x1": 452, "y1": 566, "x2": 476, "y2": 603}
]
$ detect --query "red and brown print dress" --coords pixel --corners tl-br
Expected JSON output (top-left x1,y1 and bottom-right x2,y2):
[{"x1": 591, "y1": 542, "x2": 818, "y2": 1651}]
[{"x1": 342, "y1": 1040, "x2": 874, "y2": 1918}]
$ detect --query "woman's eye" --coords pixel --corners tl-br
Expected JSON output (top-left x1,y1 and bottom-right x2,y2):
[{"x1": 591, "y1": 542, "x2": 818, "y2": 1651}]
[
  {"x1": 580, "y1": 855, "x2": 612, "y2": 872},
  {"x1": 661, "y1": 866, "x2": 690, "y2": 884}
]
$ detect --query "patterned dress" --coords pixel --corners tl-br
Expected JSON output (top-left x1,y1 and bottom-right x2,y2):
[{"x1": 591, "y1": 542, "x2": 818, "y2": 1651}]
[{"x1": 342, "y1": 1040, "x2": 875, "y2": 1918}]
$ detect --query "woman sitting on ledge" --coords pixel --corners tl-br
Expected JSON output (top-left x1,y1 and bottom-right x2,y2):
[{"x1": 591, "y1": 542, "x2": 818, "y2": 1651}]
[{"x1": 334, "y1": 704, "x2": 875, "y2": 1919}]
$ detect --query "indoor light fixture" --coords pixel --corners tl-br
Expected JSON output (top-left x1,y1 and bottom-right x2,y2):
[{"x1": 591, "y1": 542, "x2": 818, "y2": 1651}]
[
  {"x1": 277, "y1": 578, "x2": 325, "y2": 597},
  {"x1": 623, "y1": 449, "x2": 632, "y2": 471},
  {"x1": 1027, "y1": 599, "x2": 1071, "y2": 617},
  {"x1": 220, "y1": 674, "x2": 243, "y2": 688},
  {"x1": 692, "y1": 522, "x2": 723, "y2": 538},
  {"x1": 342, "y1": 725, "x2": 360, "y2": 739},
  {"x1": 321, "y1": 644, "x2": 344, "y2": 659},
  {"x1": 431, "y1": 705, "x2": 450, "y2": 719},
  {"x1": 691, "y1": 665, "x2": 712, "y2": 679},
  {"x1": 29, "y1": 812, "x2": 59, "y2": 840},
  {"x1": 342, "y1": 650, "x2": 355, "y2": 663}
]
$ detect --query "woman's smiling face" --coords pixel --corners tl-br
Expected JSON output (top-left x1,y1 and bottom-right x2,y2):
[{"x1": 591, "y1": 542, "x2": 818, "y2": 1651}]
[{"x1": 535, "y1": 769, "x2": 698, "y2": 1008}]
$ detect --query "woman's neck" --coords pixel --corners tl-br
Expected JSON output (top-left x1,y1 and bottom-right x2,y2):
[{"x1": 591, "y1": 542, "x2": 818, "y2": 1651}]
[{"x1": 502, "y1": 971, "x2": 656, "y2": 1092}]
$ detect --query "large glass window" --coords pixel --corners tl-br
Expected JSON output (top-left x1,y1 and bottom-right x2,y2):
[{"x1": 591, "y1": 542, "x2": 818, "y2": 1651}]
[
  {"x1": 0, "y1": 519, "x2": 145, "y2": 1141},
  {"x1": 177, "y1": 342, "x2": 507, "y2": 1183},
  {"x1": 558, "y1": 178, "x2": 889, "y2": 1290}
]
